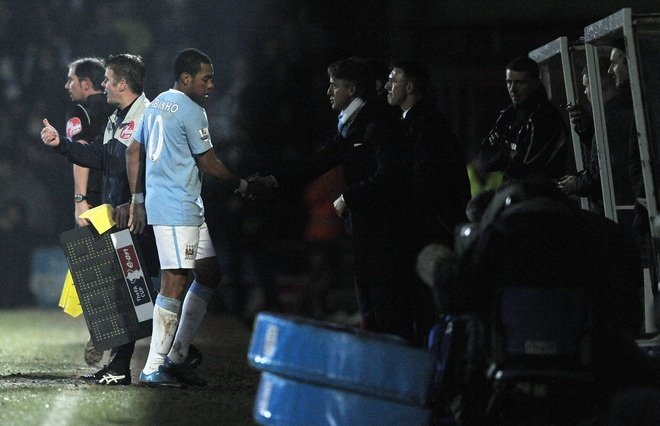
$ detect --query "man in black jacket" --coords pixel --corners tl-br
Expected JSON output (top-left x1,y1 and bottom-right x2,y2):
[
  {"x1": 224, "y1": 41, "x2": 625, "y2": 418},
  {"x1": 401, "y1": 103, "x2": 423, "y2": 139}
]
[
  {"x1": 385, "y1": 60, "x2": 470, "y2": 248},
  {"x1": 385, "y1": 60, "x2": 471, "y2": 345},
  {"x1": 479, "y1": 57, "x2": 568, "y2": 181},
  {"x1": 63, "y1": 57, "x2": 116, "y2": 366},
  {"x1": 64, "y1": 57, "x2": 116, "y2": 227},
  {"x1": 324, "y1": 58, "x2": 404, "y2": 339}
]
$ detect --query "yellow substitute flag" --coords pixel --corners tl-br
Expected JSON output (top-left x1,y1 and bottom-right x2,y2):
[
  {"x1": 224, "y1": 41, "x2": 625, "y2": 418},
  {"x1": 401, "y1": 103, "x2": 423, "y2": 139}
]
[
  {"x1": 59, "y1": 269, "x2": 83, "y2": 317},
  {"x1": 58, "y1": 204, "x2": 116, "y2": 317},
  {"x1": 79, "y1": 204, "x2": 116, "y2": 234}
]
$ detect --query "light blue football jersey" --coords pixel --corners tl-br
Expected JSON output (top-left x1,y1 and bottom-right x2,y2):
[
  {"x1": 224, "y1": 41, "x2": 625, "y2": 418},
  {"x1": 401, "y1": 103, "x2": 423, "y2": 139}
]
[{"x1": 134, "y1": 89, "x2": 213, "y2": 226}]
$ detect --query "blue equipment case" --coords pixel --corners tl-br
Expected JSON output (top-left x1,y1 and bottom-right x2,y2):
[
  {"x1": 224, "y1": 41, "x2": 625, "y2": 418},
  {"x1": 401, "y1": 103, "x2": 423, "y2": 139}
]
[
  {"x1": 254, "y1": 371, "x2": 432, "y2": 426},
  {"x1": 248, "y1": 312, "x2": 436, "y2": 406}
]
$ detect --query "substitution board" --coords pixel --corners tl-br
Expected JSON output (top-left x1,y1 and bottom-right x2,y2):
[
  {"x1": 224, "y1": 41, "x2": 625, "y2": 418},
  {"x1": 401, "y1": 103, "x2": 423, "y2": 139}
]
[{"x1": 60, "y1": 226, "x2": 154, "y2": 351}]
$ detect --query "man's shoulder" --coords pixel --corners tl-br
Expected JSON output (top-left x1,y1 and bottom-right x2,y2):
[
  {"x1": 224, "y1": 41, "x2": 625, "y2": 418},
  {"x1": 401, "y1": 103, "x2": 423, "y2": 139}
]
[
  {"x1": 85, "y1": 93, "x2": 115, "y2": 120},
  {"x1": 528, "y1": 98, "x2": 564, "y2": 126},
  {"x1": 84, "y1": 92, "x2": 107, "y2": 106},
  {"x1": 150, "y1": 90, "x2": 202, "y2": 115},
  {"x1": 408, "y1": 98, "x2": 453, "y2": 129},
  {"x1": 358, "y1": 101, "x2": 394, "y2": 123}
]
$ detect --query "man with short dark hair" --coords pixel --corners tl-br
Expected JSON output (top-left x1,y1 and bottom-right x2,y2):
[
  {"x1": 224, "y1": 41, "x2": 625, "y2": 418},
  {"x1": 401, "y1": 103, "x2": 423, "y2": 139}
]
[
  {"x1": 385, "y1": 59, "x2": 470, "y2": 345},
  {"x1": 251, "y1": 57, "x2": 407, "y2": 340},
  {"x1": 65, "y1": 57, "x2": 115, "y2": 227},
  {"x1": 41, "y1": 54, "x2": 160, "y2": 386},
  {"x1": 324, "y1": 58, "x2": 404, "y2": 339},
  {"x1": 63, "y1": 57, "x2": 116, "y2": 366},
  {"x1": 605, "y1": 39, "x2": 656, "y2": 288},
  {"x1": 126, "y1": 48, "x2": 266, "y2": 387},
  {"x1": 479, "y1": 56, "x2": 568, "y2": 180}
]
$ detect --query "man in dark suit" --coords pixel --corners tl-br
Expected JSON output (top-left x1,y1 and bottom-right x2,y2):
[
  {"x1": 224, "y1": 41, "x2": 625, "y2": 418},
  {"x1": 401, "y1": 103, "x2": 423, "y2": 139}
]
[
  {"x1": 385, "y1": 60, "x2": 471, "y2": 344},
  {"x1": 324, "y1": 58, "x2": 405, "y2": 339},
  {"x1": 385, "y1": 60, "x2": 470, "y2": 249},
  {"x1": 255, "y1": 58, "x2": 417, "y2": 341}
]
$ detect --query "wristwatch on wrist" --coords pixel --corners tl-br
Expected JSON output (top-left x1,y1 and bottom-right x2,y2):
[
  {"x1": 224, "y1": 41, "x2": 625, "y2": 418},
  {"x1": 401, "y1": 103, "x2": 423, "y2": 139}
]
[{"x1": 74, "y1": 194, "x2": 87, "y2": 203}]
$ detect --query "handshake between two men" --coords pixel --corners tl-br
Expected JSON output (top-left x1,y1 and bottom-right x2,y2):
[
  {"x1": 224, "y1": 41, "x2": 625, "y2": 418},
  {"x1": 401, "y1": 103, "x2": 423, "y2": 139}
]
[
  {"x1": 237, "y1": 174, "x2": 278, "y2": 201},
  {"x1": 128, "y1": 173, "x2": 278, "y2": 235}
]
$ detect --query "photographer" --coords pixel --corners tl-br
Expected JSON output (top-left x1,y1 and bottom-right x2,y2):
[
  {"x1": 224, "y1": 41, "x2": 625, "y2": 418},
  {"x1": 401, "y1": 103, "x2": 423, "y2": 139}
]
[{"x1": 478, "y1": 57, "x2": 568, "y2": 181}]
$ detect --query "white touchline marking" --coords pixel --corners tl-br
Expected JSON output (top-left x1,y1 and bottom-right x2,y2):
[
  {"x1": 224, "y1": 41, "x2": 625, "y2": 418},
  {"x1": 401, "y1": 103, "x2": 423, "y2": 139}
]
[{"x1": 42, "y1": 391, "x2": 79, "y2": 426}]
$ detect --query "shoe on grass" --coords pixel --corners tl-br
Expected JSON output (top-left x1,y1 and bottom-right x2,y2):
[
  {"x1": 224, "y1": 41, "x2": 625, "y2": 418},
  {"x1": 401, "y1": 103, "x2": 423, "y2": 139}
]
[
  {"x1": 164, "y1": 356, "x2": 207, "y2": 386},
  {"x1": 79, "y1": 365, "x2": 131, "y2": 385},
  {"x1": 139, "y1": 365, "x2": 181, "y2": 388},
  {"x1": 186, "y1": 344, "x2": 203, "y2": 368}
]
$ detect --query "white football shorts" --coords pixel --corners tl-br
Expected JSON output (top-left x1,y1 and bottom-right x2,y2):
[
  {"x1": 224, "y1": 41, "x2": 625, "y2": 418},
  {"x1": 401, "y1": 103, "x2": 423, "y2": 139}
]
[{"x1": 153, "y1": 222, "x2": 216, "y2": 270}]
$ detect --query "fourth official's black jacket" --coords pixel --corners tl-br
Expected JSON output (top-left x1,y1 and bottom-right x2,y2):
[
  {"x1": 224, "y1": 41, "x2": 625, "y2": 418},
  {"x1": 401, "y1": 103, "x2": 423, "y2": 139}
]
[{"x1": 65, "y1": 92, "x2": 115, "y2": 206}]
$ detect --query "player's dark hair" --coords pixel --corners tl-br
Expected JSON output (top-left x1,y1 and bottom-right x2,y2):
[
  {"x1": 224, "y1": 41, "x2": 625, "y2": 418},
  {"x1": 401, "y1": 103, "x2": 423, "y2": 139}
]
[
  {"x1": 70, "y1": 57, "x2": 106, "y2": 91},
  {"x1": 327, "y1": 57, "x2": 376, "y2": 101},
  {"x1": 105, "y1": 53, "x2": 145, "y2": 94},
  {"x1": 506, "y1": 56, "x2": 540, "y2": 80},
  {"x1": 390, "y1": 59, "x2": 430, "y2": 96},
  {"x1": 174, "y1": 48, "x2": 212, "y2": 81}
]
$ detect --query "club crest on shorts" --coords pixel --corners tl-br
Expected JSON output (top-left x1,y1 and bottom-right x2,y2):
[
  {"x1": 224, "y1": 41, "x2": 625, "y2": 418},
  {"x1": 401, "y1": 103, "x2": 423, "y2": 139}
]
[{"x1": 185, "y1": 244, "x2": 196, "y2": 260}]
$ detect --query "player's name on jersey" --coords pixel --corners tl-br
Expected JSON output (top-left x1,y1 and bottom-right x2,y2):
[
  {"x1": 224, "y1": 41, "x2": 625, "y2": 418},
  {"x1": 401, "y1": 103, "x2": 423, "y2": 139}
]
[{"x1": 150, "y1": 99, "x2": 180, "y2": 113}]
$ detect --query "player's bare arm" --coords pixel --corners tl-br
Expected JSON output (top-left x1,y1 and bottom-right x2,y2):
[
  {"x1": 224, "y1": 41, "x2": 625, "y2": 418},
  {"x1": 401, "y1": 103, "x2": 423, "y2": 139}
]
[
  {"x1": 126, "y1": 139, "x2": 146, "y2": 234},
  {"x1": 195, "y1": 149, "x2": 272, "y2": 199}
]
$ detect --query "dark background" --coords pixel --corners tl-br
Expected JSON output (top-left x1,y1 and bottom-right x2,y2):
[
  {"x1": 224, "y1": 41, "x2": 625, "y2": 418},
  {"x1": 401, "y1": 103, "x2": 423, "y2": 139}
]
[{"x1": 1, "y1": 0, "x2": 657, "y2": 308}]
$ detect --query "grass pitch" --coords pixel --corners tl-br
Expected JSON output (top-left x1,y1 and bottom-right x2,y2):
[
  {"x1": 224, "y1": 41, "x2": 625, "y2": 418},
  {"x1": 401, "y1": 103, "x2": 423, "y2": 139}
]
[{"x1": 0, "y1": 309, "x2": 259, "y2": 425}]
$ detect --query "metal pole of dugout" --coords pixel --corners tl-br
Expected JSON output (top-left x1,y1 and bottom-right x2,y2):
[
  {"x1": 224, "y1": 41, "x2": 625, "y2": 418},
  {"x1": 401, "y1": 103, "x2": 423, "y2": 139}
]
[
  {"x1": 584, "y1": 7, "x2": 660, "y2": 334},
  {"x1": 529, "y1": 36, "x2": 589, "y2": 211},
  {"x1": 584, "y1": 42, "x2": 618, "y2": 221}
]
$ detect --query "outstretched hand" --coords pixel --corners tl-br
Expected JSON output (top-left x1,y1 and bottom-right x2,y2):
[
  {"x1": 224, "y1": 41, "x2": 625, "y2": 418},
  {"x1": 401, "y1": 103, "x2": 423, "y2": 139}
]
[
  {"x1": 40, "y1": 118, "x2": 61, "y2": 147},
  {"x1": 235, "y1": 174, "x2": 276, "y2": 200},
  {"x1": 244, "y1": 176, "x2": 275, "y2": 200}
]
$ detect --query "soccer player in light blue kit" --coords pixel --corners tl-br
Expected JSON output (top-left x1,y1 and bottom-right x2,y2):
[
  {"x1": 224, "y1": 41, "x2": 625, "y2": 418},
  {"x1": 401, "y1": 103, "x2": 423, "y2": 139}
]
[{"x1": 126, "y1": 48, "x2": 268, "y2": 387}]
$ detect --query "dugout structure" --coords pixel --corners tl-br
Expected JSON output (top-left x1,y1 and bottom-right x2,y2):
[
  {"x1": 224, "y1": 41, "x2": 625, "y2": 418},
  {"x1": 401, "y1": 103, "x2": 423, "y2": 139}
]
[{"x1": 584, "y1": 8, "x2": 660, "y2": 333}]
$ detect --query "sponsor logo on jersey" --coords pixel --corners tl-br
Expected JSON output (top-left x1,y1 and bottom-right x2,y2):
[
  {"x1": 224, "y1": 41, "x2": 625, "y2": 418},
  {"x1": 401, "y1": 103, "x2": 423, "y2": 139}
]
[
  {"x1": 66, "y1": 117, "x2": 83, "y2": 138},
  {"x1": 119, "y1": 120, "x2": 135, "y2": 140},
  {"x1": 198, "y1": 128, "x2": 210, "y2": 141}
]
